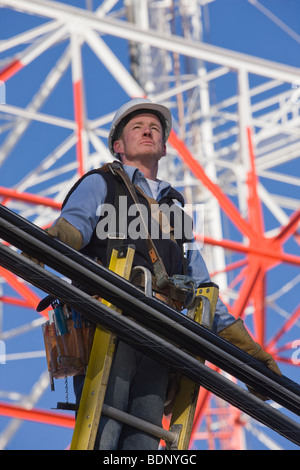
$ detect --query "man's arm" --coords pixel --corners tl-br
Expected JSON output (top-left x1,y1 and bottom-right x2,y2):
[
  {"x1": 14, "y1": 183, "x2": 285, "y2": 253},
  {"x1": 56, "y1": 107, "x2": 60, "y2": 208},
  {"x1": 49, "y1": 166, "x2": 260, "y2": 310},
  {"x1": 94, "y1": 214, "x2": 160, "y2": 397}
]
[{"x1": 48, "y1": 173, "x2": 107, "y2": 249}]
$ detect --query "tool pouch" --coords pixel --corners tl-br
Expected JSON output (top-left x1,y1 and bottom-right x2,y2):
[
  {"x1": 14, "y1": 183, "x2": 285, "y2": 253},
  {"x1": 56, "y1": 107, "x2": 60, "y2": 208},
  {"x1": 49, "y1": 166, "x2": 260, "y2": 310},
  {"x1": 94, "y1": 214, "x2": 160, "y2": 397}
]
[{"x1": 42, "y1": 304, "x2": 95, "y2": 386}]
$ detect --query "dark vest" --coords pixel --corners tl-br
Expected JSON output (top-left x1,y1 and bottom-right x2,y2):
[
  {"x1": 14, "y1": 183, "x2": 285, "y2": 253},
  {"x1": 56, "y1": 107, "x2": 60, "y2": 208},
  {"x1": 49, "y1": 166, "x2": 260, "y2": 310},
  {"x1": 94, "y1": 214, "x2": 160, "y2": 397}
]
[{"x1": 62, "y1": 166, "x2": 194, "y2": 277}]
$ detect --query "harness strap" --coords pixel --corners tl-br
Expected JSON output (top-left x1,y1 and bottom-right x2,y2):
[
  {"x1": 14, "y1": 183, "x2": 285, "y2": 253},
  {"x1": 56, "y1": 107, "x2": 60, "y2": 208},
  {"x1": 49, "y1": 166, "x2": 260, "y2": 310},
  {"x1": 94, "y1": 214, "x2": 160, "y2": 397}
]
[{"x1": 107, "y1": 161, "x2": 170, "y2": 289}]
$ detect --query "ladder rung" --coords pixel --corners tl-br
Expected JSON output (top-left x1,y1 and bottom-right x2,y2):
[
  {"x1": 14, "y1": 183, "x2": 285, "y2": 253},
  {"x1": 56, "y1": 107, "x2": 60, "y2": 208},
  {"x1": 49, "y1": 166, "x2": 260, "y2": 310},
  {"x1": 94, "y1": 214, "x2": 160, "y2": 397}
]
[{"x1": 102, "y1": 404, "x2": 180, "y2": 449}]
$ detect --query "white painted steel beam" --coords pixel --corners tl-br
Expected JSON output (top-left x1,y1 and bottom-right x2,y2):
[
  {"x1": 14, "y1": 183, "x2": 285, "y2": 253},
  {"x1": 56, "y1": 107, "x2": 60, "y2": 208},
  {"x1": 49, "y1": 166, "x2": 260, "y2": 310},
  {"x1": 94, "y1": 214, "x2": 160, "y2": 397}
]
[{"x1": 1, "y1": 0, "x2": 299, "y2": 83}]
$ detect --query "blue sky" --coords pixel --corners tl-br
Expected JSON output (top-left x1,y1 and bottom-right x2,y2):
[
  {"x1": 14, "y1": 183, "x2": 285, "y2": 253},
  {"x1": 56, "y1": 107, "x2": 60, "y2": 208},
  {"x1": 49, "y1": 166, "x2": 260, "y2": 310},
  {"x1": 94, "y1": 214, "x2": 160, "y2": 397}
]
[{"x1": 0, "y1": 0, "x2": 299, "y2": 450}]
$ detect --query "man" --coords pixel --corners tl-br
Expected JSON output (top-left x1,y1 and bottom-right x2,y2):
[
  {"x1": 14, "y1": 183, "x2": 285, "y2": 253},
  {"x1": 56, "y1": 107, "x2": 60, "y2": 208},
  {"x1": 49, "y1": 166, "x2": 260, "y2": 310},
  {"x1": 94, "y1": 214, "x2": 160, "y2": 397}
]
[{"x1": 47, "y1": 98, "x2": 281, "y2": 450}]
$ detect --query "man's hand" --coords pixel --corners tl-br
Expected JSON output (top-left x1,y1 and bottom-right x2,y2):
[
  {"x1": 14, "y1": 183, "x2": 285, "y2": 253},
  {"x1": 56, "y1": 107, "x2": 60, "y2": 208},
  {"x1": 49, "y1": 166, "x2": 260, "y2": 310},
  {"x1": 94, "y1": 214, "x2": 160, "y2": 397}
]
[{"x1": 219, "y1": 319, "x2": 282, "y2": 400}]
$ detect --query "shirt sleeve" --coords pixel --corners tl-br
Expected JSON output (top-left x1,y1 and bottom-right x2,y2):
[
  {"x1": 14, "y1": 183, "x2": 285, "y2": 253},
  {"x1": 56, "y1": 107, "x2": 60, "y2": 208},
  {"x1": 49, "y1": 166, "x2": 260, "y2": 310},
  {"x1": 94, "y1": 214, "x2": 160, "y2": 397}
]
[
  {"x1": 186, "y1": 241, "x2": 235, "y2": 333},
  {"x1": 59, "y1": 173, "x2": 107, "y2": 248}
]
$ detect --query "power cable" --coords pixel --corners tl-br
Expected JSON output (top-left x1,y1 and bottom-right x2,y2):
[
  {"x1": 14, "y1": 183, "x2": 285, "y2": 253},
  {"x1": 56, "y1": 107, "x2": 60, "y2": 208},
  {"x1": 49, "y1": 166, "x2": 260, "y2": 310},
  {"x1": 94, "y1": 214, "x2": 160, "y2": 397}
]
[
  {"x1": 0, "y1": 243, "x2": 299, "y2": 446},
  {"x1": 0, "y1": 204, "x2": 300, "y2": 415}
]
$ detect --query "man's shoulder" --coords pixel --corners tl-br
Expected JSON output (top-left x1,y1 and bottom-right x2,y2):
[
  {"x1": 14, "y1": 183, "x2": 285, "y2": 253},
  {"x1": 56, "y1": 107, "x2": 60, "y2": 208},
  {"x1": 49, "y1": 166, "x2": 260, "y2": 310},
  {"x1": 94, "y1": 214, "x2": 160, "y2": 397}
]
[{"x1": 62, "y1": 165, "x2": 115, "y2": 208}]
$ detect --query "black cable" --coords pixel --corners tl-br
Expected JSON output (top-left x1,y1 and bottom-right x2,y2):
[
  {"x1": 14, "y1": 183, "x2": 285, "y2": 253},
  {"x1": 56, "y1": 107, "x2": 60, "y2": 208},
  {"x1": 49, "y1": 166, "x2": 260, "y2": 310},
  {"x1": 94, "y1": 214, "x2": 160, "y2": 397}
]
[
  {"x1": 0, "y1": 205, "x2": 300, "y2": 415},
  {"x1": 0, "y1": 243, "x2": 300, "y2": 447}
]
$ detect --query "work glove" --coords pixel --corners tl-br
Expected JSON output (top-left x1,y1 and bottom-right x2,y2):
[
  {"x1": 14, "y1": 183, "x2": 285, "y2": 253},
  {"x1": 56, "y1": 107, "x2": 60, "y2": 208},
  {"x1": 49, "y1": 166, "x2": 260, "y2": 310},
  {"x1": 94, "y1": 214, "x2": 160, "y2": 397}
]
[
  {"x1": 45, "y1": 217, "x2": 82, "y2": 250},
  {"x1": 22, "y1": 217, "x2": 82, "y2": 266},
  {"x1": 218, "y1": 318, "x2": 282, "y2": 400}
]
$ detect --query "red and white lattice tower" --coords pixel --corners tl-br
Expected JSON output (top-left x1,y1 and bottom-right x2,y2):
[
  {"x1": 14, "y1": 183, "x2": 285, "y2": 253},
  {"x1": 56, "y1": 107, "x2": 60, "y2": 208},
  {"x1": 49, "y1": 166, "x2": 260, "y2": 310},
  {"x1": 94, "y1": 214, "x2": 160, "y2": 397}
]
[{"x1": 0, "y1": 0, "x2": 299, "y2": 450}]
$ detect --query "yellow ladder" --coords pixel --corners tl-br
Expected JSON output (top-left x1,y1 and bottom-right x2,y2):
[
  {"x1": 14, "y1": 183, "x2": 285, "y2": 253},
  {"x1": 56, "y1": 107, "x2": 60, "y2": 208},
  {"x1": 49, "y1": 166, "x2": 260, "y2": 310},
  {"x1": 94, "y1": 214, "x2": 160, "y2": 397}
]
[
  {"x1": 70, "y1": 245, "x2": 135, "y2": 450},
  {"x1": 167, "y1": 283, "x2": 219, "y2": 450},
  {"x1": 70, "y1": 244, "x2": 219, "y2": 451}
]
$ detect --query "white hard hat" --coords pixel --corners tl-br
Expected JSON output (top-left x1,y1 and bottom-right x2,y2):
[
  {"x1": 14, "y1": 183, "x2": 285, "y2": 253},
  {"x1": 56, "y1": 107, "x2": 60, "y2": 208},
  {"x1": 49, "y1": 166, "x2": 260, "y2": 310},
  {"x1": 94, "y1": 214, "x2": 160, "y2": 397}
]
[{"x1": 108, "y1": 98, "x2": 172, "y2": 156}]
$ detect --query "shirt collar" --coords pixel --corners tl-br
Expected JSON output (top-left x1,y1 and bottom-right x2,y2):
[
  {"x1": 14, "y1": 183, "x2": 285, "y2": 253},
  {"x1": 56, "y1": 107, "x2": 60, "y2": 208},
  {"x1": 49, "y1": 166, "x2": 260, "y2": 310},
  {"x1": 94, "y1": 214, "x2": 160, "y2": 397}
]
[{"x1": 122, "y1": 164, "x2": 171, "y2": 200}]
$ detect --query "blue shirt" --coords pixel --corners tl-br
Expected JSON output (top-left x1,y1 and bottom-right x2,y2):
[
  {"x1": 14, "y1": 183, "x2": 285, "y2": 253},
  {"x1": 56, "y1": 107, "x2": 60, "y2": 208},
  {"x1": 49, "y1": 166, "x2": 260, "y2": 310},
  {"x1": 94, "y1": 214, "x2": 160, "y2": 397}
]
[{"x1": 60, "y1": 164, "x2": 235, "y2": 333}]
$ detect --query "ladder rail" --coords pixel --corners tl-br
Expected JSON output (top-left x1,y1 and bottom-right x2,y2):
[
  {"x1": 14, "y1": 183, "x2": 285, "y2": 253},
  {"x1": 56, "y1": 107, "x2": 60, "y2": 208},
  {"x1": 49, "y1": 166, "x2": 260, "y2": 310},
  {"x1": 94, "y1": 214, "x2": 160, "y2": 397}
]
[{"x1": 70, "y1": 245, "x2": 135, "y2": 450}]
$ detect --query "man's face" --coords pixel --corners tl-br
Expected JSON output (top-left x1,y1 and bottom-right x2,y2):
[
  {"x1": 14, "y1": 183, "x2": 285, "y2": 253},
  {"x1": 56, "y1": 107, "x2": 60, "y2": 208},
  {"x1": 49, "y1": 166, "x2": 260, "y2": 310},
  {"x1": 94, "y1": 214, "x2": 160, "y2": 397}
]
[{"x1": 113, "y1": 112, "x2": 166, "y2": 162}]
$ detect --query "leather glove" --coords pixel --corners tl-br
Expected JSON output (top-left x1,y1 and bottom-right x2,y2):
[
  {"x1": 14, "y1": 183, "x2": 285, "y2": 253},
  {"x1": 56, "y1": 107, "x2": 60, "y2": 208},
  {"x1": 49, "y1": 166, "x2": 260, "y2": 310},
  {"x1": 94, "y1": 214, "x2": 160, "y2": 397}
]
[
  {"x1": 21, "y1": 251, "x2": 44, "y2": 267},
  {"x1": 219, "y1": 318, "x2": 282, "y2": 400},
  {"x1": 45, "y1": 217, "x2": 82, "y2": 250},
  {"x1": 22, "y1": 218, "x2": 82, "y2": 266}
]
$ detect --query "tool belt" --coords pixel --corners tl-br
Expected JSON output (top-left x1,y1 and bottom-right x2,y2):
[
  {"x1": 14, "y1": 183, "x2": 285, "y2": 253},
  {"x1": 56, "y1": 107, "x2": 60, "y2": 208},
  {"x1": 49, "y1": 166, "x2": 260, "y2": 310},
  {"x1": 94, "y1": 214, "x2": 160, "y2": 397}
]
[
  {"x1": 42, "y1": 271, "x2": 185, "y2": 388},
  {"x1": 42, "y1": 301, "x2": 95, "y2": 388}
]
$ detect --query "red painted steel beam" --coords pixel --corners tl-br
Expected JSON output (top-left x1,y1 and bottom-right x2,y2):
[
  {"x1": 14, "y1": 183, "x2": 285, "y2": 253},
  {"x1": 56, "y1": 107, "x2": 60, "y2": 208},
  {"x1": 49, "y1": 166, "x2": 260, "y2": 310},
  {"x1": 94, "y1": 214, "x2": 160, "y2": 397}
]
[
  {"x1": 0, "y1": 267, "x2": 49, "y2": 318},
  {"x1": 273, "y1": 209, "x2": 300, "y2": 244},
  {"x1": 252, "y1": 270, "x2": 266, "y2": 345},
  {"x1": 168, "y1": 130, "x2": 255, "y2": 240},
  {"x1": 0, "y1": 187, "x2": 61, "y2": 210},
  {"x1": 0, "y1": 59, "x2": 23, "y2": 82},
  {"x1": 246, "y1": 127, "x2": 264, "y2": 237},
  {"x1": 209, "y1": 258, "x2": 248, "y2": 279},
  {"x1": 197, "y1": 235, "x2": 300, "y2": 267},
  {"x1": 0, "y1": 401, "x2": 74, "y2": 429},
  {"x1": 0, "y1": 296, "x2": 33, "y2": 308},
  {"x1": 230, "y1": 262, "x2": 262, "y2": 320},
  {"x1": 245, "y1": 128, "x2": 266, "y2": 343},
  {"x1": 73, "y1": 79, "x2": 85, "y2": 177},
  {"x1": 267, "y1": 306, "x2": 300, "y2": 350},
  {"x1": 191, "y1": 379, "x2": 215, "y2": 448},
  {"x1": 171, "y1": 125, "x2": 299, "y2": 261}
]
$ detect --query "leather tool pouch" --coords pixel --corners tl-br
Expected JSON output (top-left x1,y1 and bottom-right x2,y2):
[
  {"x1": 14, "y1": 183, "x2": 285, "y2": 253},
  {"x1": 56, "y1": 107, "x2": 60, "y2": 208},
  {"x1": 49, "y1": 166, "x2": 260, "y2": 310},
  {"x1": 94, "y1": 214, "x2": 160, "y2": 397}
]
[{"x1": 42, "y1": 301, "x2": 95, "y2": 384}]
